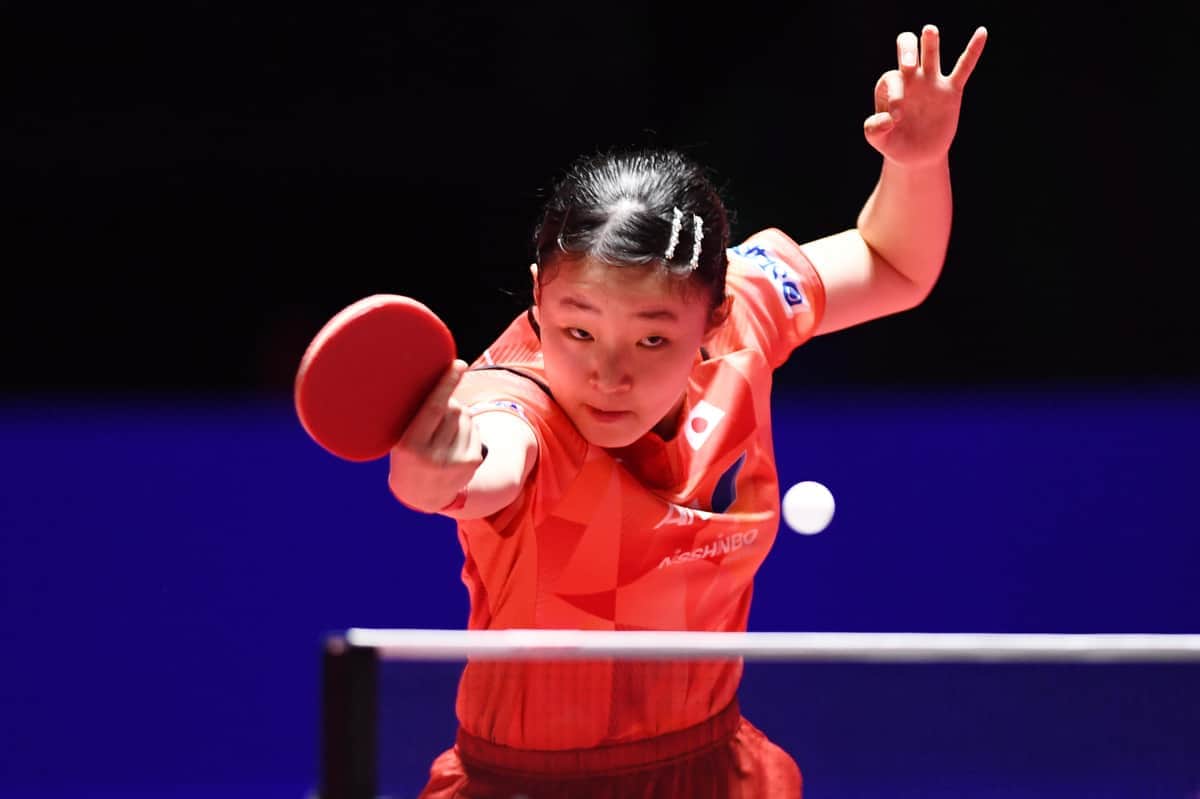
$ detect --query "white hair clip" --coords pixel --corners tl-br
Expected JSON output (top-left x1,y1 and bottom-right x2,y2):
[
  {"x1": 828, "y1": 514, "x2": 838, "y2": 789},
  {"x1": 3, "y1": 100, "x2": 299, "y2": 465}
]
[
  {"x1": 663, "y1": 207, "x2": 684, "y2": 260},
  {"x1": 688, "y1": 214, "x2": 704, "y2": 271}
]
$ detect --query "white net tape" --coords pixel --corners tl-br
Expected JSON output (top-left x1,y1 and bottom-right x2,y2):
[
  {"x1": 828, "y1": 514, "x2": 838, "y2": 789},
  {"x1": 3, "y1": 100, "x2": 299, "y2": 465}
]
[{"x1": 345, "y1": 628, "x2": 1200, "y2": 663}]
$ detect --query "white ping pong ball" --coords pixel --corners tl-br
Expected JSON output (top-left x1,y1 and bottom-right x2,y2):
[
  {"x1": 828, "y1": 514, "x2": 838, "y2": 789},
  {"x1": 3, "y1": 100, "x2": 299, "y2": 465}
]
[{"x1": 782, "y1": 480, "x2": 835, "y2": 535}]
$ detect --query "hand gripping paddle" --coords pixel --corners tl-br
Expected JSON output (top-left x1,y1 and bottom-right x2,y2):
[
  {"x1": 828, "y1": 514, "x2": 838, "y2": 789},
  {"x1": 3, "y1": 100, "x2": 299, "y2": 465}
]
[{"x1": 294, "y1": 294, "x2": 457, "y2": 462}]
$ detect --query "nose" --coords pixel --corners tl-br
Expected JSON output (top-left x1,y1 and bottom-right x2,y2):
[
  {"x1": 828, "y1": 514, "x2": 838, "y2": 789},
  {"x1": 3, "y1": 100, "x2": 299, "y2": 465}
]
[{"x1": 589, "y1": 347, "x2": 632, "y2": 394}]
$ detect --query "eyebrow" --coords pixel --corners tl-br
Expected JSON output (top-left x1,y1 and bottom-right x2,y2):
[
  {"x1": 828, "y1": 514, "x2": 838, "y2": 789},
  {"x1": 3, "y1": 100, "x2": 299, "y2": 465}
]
[{"x1": 558, "y1": 295, "x2": 679, "y2": 322}]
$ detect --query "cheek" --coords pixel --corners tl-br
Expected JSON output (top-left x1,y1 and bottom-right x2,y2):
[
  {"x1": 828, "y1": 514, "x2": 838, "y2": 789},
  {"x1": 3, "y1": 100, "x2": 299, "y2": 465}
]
[
  {"x1": 541, "y1": 338, "x2": 581, "y2": 385},
  {"x1": 641, "y1": 350, "x2": 695, "y2": 399}
]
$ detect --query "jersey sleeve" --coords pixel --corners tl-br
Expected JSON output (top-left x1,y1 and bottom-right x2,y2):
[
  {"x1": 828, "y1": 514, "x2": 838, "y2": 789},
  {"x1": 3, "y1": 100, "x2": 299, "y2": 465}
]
[
  {"x1": 456, "y1": 367, "x2": 552, "y2": 461},
  {"x1": 722, "y1": 227, "x2": 827, "y2": 368},
  {"x1": 453, "y1": 365, "x2": 588, "y2": 526}
]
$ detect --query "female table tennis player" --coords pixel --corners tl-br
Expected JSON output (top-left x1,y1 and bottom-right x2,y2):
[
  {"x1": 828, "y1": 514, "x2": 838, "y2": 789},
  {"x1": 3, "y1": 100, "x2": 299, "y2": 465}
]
[{"x1": 390, "y1": 24, "x2": 987, "y2": 798}]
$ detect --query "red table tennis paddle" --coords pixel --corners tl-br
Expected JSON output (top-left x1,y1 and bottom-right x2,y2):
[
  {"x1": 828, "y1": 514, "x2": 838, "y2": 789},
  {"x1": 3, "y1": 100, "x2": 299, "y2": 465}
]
[{"x1": 294, "y1": 294, "x2": 457, "y2": 462}]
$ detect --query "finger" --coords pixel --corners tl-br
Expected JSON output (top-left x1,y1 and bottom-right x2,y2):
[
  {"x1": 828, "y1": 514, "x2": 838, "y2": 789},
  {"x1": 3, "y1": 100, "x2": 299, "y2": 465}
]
[
  {"x1": 896, "y1": 30, "x2": 919, "y2": 74},
  {"x1": 427, "y1": 401, "x2": 465, "y2": 457},
  {"x1": 863, "y1": 111, "x2": 896, "y2": 148},
  {"x1": 458, "y1": 412, "x2": 485, "y2": 467},
  {"x1": 402, "y1": 359, "x2": 467, "y2": 444},
  {"x1": 948, "y1": 26, "x2": 988, "y2": 91},
  {"x1": 873, "y1": 74, "x2": 887, "y2": 114},
  {"x1": 921, "y1": 24, "x2": 941, "y2": 76},
  {"x1": 873, "y1": 70, "x2": 904, "y2": 118}
]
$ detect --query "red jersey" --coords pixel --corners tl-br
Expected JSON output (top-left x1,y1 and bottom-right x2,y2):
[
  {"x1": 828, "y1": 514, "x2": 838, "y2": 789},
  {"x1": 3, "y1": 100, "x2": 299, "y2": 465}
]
[{"x1": 449, "y1": 228, "x2": 825, "y2": 750}]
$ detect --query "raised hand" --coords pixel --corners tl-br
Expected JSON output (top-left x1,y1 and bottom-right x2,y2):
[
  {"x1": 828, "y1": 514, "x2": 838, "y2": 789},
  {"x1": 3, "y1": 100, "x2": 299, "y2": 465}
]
[{"x1": 863, "y1": 24, "x2": 987, "y2": 167}]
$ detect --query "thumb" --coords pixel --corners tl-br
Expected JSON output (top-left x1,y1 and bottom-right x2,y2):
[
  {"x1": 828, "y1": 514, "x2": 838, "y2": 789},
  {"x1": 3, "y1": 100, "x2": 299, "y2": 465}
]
[{"x1": 863, "y1": 111, "x2": 896, "y2": 152}]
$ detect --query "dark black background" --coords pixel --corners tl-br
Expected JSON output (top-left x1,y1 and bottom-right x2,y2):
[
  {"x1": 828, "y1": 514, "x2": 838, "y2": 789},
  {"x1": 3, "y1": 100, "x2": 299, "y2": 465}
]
[{"x1": 3, "y1": 2, "x2": 1194, "y2": 397}]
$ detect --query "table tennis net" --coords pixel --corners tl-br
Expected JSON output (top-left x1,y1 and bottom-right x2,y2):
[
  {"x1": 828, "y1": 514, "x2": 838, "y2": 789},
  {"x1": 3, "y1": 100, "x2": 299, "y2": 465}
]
[{"x1": 316, "y1": 628, "x2": 1200, "y2": 799}]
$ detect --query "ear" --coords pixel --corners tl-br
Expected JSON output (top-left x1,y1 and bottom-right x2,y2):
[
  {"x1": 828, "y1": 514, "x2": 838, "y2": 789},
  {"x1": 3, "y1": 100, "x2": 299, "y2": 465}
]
[
  {"x1": 529, "y1": 263, "x2": 541, "y2": 324},
  {"x1": 702, "y1": 295, "x2": 732, "y2": 342}
]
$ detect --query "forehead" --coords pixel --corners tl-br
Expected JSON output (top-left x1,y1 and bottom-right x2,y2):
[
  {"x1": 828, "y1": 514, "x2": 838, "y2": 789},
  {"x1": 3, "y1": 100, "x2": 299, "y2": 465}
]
[{"x1": 540, "y1": 256, "x2": 706, "y2": 315}]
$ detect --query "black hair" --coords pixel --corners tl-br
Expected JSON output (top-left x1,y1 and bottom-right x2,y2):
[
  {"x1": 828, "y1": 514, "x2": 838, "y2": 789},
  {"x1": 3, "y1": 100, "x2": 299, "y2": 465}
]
[{"x1": 533, "y1": 148, "x2": 730, "y2": 308}]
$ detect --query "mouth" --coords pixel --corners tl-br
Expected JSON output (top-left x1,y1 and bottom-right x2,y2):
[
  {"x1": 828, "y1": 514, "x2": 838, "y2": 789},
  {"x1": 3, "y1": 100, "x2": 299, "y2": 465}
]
[{"x1": 585, "y1": 405, "x2": 631, "y2": 423}]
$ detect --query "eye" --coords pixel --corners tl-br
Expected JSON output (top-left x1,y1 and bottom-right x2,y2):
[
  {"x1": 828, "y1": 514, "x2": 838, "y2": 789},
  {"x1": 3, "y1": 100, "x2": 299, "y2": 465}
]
[
  {"x1": 640, "y1": 335, "x2": 668, "y2": 348},
  {"x1": 565, "y1": 327, "x2": 592, "y2": 341}
]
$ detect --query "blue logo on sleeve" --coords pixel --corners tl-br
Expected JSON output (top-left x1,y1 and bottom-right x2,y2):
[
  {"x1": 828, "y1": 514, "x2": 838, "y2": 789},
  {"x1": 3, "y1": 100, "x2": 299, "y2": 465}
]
[
  {"x1": 468, "y1": 400, "x2": 528, "y2": 420},
  {"x1": 730, "y1": 243, "x2": 810, "y2": 317}
]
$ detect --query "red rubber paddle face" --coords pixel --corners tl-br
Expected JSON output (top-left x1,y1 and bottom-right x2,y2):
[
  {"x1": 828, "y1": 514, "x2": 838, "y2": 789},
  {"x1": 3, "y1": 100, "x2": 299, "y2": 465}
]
[{"x1": 294, "y1": 294, "x2": 456, "y2": 462}]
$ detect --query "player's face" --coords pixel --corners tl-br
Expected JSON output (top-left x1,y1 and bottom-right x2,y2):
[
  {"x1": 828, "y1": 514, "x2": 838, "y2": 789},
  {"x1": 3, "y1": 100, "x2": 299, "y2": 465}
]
[{"x1": 533, "y1": 257, "x2": 719, "y2": 449}]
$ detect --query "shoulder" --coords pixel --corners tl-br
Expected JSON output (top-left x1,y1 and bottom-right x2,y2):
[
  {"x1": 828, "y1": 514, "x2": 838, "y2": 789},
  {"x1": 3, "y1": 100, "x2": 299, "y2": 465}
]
[
  {"x1": 472, "y1": 308, "x2": 542, "y2": 370},
  {"x1": 700, "y1": 228, "x2": 827, "y2": 366},
  {"x1": 727, "y1": 228, "x2": 826, "y2": 320}
]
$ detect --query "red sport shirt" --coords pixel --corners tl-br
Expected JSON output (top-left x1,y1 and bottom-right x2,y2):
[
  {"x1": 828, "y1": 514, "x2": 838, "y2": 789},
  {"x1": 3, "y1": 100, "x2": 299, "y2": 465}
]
[{"x1": 449, "y1": 227, "x2": 826, "y2": 751}]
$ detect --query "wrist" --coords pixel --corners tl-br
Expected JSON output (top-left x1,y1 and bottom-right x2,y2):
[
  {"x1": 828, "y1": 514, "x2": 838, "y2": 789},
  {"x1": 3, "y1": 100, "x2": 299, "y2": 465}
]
[
  {"x1": 439, "y1": 485, "x2": 469, "y2": 513},
  {"x1": 881, "y1": 154, "x2": 950, "y2": 177},
  {"x1": 395, "y1": 484, "x2": 468, "y2": 515},
  {"x1": 441, "y1": 446, "x2": 486, "y2": 513}
]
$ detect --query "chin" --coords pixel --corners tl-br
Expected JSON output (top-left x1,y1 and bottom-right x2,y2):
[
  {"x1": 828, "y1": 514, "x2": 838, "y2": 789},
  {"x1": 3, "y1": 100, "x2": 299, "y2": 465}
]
[
  {"x1": 573, "y1": 414, "x2": 648, "y2": 449},
  {"x1": 576, "y1": 424, "x2": 636, "y2": 449},
  {"x1": 588, "y1": 429, "x2": 645, "y2": 449}
]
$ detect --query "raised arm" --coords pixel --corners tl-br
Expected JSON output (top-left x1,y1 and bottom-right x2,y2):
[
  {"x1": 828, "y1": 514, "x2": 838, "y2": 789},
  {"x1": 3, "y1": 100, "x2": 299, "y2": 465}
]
[{"x1": 803, "y1": 24, "x2": 988, "y2": 335}]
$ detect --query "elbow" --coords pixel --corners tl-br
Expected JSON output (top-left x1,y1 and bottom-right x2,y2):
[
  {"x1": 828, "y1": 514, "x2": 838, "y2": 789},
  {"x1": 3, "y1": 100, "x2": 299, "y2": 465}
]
[
  {"x1": 860, "y1": 233, "x2": 944, "y2": 313},
  {"x1": 889, "y1": 249, "x2": 945, "y2": 311},
  {"x1": 902, "y1": 276, "x2": 937, "y2": 310},
  {"x1": 881, "y1": 253, "x2": 942, "y2": 313}
]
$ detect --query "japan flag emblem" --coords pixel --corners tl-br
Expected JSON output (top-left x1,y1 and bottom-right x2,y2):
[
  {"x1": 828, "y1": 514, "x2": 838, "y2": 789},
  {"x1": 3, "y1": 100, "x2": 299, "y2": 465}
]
[{"x1": 684, "y1": 400, "x2": 726, "y2": 451}]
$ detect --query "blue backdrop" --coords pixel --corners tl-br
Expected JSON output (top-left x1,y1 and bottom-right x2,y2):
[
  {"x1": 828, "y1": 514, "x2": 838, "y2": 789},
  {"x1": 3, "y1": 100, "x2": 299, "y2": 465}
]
[{"x1": 2, "y1": 386, "x2": 1198, "y2": 797}]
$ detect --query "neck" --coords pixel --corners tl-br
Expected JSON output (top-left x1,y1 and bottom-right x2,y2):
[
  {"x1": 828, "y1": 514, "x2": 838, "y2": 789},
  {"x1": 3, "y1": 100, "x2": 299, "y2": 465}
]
[{"x1": 652, "y1": 393, "x2": 688, "y2": 441}]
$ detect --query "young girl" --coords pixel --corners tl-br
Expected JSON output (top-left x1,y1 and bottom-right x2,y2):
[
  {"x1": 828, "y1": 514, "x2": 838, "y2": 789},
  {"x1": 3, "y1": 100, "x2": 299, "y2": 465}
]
[{"x1": 390, "y1": 23, "x2": 987, "y2": 799}]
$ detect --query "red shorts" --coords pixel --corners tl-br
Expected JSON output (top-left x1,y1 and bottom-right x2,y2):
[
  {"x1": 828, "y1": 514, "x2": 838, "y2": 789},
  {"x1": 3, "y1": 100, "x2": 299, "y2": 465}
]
[{"x1": 417, "y1": 699, "x2": 802, "y2": 798}]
